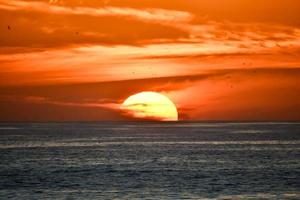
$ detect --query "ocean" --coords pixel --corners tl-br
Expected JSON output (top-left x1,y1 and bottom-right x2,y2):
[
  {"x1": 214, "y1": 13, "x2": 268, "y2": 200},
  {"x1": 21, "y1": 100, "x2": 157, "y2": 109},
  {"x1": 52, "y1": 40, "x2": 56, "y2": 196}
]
[{"x1": 0, "y1": 122, "x2": 299, "y2": 199}]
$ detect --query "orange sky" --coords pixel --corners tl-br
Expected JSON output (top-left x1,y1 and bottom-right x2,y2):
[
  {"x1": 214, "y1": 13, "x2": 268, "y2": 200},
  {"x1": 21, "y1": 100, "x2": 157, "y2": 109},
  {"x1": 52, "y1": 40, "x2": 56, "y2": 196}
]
[{"x1": 0, "y1": 0, "x2": 300, "y2": 121}]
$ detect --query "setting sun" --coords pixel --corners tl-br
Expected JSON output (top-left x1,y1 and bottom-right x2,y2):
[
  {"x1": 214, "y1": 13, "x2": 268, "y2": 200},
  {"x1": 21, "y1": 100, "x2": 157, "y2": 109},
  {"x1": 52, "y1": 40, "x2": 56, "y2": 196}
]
[{"x1": 121, "y1": 92, "x2": 178, "y2": 121}]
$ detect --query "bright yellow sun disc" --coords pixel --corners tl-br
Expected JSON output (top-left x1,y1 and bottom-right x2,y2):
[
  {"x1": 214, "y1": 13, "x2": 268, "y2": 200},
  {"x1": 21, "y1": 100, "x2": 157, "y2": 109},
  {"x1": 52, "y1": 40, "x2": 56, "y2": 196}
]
[{"x1": 121, "y1": 91, "x2": 178, "y2": 121}]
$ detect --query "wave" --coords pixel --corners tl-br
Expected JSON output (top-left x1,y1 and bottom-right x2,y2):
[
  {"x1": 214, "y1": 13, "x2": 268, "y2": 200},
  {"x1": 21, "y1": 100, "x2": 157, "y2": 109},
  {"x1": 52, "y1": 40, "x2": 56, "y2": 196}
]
[{"x1": 1, "y1": 140, "x2": 300, "y2": 149}]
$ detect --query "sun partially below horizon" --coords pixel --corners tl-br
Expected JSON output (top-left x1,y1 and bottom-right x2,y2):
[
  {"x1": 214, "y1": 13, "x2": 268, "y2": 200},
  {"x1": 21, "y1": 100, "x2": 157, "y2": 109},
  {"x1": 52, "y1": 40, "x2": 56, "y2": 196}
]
[{"x1": 121, "y1": 91, "x2": 178, "y2": 121}]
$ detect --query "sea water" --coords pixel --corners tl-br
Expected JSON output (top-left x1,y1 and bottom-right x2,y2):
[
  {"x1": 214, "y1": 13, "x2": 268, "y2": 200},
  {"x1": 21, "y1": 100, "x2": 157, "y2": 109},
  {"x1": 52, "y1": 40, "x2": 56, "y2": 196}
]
[{"x1": 0, "y1": 122, "x2": 299, "y2": 199}]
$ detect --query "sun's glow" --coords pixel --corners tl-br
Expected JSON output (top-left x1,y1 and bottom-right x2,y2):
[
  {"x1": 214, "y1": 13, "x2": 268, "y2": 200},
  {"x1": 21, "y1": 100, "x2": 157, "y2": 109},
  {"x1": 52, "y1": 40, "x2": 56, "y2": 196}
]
[{"x1": 121, "y1": 91, "x2": 178, "y2": 121}]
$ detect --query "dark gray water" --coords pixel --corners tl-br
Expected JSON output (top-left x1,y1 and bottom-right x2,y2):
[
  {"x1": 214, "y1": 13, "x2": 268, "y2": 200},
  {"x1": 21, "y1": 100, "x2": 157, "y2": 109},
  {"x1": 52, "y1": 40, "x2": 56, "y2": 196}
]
[{"x1": 0, "y1": 122, "x2": 299, "y2": 199}]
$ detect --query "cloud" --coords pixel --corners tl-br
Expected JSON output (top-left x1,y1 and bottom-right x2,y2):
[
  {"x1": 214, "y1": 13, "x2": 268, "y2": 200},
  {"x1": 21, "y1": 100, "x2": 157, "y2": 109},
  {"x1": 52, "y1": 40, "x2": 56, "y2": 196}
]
[
  {"x1": 166, "y1": 68, "x2": 300, "y2": 120},
  {"x1": 0, "y1": 9, "x2": 189, "y2": 49},
  {"x1": 0, "y1": 0, "x2": 193, "y2": 24},
  {"x1": 1, "y1": 33, "x2": 300, "y2": 87},
  {"x1": 1, "y1": 0, "x2": 299, "y2": 54},
  {"x1": 0, "y1": 94, "x2": 120, "y2": 117}
]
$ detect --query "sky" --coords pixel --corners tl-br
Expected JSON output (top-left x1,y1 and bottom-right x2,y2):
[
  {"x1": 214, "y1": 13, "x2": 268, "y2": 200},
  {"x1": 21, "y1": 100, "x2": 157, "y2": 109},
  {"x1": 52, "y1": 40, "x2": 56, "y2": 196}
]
[{"x1": 0, "y1": 0, "x2": 300, "y2": 121}]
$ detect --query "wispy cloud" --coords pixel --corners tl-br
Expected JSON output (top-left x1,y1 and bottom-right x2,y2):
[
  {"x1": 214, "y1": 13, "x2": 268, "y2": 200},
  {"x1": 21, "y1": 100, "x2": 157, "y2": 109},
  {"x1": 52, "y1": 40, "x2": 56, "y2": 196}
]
[
  {"x1": 0, "y1": 0, "x2": 193, "y2": 24},
  {"x1": 0, "y1": 94, "x2": 119, "y2": 111},
  {"x1": 1, "y1": 33, "x2": 300, "y2": 86}
]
